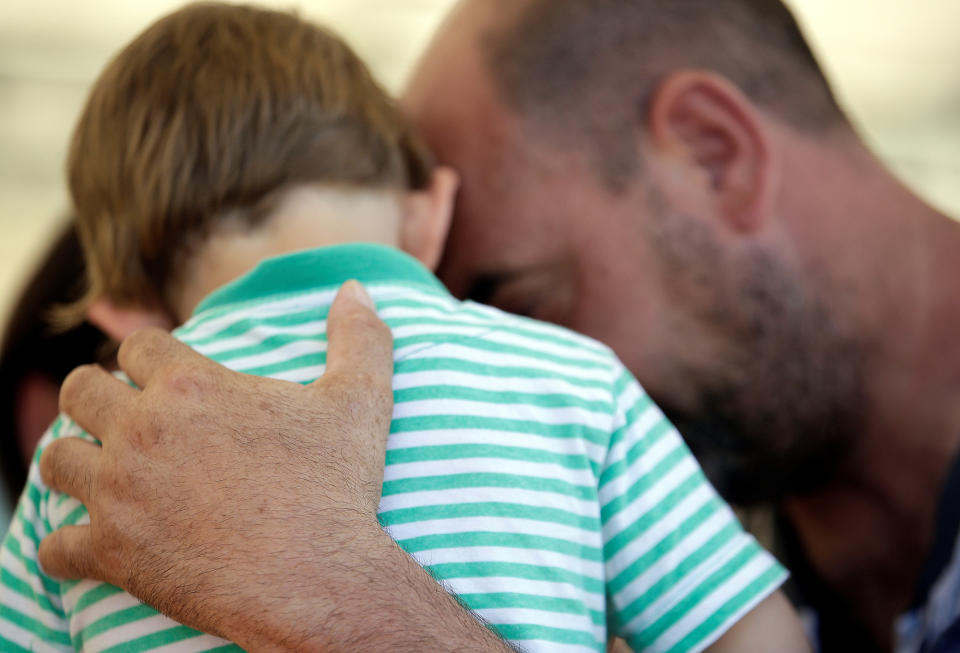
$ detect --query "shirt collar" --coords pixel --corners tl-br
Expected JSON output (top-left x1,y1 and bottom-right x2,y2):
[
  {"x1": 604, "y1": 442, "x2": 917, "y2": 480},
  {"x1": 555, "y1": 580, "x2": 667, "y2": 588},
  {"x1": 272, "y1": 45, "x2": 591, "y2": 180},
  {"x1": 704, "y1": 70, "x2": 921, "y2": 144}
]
[{"x1": 193, "y1": 242, "x2": 449, "y2": 316}]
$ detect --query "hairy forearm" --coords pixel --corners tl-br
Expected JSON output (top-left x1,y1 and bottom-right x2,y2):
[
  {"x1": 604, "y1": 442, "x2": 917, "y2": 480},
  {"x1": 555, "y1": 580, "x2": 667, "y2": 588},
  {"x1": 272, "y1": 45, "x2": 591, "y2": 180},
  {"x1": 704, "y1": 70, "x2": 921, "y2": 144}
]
[{"x1": 226, "y1": 518, "x2": 516, "y2": 653}]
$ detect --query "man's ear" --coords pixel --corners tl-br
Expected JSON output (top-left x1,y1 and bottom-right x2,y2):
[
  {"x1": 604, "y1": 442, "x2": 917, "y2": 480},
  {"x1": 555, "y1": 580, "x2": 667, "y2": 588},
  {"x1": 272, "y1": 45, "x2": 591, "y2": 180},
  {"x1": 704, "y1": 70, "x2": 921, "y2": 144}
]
[
  {"x1": 86, "y1": 298, "x2": 175, "y2": 342},
  {"x1": 646, "y1": 70, "x2": 777, "y2": 233},
  {"x1": 401, "y1": 166, "x2": 460, "y2": 271}
]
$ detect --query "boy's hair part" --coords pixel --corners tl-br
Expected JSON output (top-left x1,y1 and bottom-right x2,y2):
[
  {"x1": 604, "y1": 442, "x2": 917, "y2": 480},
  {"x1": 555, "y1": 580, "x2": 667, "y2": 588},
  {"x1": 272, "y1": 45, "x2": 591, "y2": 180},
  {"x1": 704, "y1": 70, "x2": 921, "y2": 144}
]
[{"x1": 64, "y1": 2, "x2": 434, "y2": 324}]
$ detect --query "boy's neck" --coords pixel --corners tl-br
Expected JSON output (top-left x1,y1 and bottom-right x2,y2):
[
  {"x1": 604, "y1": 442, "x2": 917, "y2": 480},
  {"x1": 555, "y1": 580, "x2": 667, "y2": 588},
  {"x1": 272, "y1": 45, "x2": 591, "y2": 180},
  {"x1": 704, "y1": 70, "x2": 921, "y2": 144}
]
[{"x1": 173, "y1": 186, "x2": 403, "y2": 322}]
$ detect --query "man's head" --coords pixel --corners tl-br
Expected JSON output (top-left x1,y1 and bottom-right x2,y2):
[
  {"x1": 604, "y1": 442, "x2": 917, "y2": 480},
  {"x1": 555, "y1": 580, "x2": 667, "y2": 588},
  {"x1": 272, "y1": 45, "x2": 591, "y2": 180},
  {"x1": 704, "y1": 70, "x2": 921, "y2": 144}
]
[
  {"x1": 405, "y1": 0, "x2": 876, "y2": 503},
  {"x1": 67, "y1": 2, "x2": 455, "y2": 335}
]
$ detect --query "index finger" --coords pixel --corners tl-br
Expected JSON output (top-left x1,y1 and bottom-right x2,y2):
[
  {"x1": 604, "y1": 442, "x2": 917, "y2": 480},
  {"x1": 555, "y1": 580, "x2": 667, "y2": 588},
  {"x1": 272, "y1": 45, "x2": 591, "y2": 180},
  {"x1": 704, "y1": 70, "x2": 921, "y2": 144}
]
[{"x1": 117, "y1": 327, "x2": 206, "y2": 389}]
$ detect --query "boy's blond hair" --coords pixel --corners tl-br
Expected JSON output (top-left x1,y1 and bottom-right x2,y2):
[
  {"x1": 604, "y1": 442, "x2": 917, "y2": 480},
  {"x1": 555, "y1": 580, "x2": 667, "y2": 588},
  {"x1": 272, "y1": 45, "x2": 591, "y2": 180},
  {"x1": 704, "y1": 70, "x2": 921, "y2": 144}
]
[{"x1": 64, "y1": 2, "x2": 433, "y2": 324}]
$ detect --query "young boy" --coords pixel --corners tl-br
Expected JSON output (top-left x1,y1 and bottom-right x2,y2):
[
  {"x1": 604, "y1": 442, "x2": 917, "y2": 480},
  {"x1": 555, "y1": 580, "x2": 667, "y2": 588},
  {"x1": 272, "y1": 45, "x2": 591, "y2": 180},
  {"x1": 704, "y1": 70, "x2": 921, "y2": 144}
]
[{"x1": 0, "y1": 4, "x2": 787, "y2": 652}]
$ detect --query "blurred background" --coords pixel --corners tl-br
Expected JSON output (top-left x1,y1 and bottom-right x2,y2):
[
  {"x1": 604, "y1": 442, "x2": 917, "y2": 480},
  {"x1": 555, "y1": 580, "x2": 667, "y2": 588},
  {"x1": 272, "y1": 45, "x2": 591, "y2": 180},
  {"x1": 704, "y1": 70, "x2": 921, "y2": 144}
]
[{"x1": 0, "y1": 0, "x2": 959, "y2": 515}]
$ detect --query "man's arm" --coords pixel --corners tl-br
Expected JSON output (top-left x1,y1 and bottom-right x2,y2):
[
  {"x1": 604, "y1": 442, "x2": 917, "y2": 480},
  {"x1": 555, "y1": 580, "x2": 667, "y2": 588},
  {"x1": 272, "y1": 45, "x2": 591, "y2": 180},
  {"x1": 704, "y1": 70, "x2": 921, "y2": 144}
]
[{"x1": 37, "y1": 281, "x2": 513, "y2": 652}]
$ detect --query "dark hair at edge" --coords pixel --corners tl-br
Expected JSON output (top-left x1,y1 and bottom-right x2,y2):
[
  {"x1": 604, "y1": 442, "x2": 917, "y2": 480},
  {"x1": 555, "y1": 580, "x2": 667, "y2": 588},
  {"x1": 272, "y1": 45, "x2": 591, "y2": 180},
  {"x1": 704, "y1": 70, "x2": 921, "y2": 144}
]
[{"x1": 0, "y1": 223, "x2": 109, "y2": 505}]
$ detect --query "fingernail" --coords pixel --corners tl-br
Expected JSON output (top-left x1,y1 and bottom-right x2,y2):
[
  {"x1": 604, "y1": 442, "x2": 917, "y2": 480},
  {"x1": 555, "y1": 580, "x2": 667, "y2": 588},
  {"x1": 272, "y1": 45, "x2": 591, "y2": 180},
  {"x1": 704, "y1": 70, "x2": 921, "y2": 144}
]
[{"x1": 345, "y1": 280, "x2": 376, "y2": 311}]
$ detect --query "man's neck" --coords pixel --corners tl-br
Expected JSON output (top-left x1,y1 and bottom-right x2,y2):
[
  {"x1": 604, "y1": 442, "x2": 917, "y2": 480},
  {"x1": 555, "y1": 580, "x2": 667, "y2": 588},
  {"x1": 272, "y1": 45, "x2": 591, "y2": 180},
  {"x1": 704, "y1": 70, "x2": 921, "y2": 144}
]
[{"x1": 782, "y1": 182, "x2": 960, "y2": 647}]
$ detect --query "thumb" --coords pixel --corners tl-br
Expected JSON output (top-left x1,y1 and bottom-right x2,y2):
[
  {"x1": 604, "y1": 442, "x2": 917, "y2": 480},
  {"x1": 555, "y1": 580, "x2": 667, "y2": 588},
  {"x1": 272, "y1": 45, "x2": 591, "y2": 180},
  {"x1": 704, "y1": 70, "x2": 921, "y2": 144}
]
[{"x1": 316, "y1": 281, "x2": 394, "y2": 412}]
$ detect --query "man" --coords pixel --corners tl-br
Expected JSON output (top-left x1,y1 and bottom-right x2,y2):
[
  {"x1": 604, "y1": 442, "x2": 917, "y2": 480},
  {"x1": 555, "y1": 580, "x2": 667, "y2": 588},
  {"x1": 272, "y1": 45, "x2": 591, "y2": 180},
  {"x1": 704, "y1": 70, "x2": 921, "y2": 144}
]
[
  {"x1": 403, "y1": 1, "x2": 960, "y2": 648},
  {"x1": 36, "y1": 0, "x2": 960, "y2": 651}
]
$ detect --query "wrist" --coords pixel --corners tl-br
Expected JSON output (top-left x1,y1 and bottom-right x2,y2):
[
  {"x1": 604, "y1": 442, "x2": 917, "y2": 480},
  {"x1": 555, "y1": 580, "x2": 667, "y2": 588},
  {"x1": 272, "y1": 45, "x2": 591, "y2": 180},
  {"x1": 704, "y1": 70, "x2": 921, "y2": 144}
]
[
  {"x1": 223, "y1": 519, "x2": 391, "y2": 652},
  {"x1": 218, "y1": 514, "x2": 514, "y2": 653}
]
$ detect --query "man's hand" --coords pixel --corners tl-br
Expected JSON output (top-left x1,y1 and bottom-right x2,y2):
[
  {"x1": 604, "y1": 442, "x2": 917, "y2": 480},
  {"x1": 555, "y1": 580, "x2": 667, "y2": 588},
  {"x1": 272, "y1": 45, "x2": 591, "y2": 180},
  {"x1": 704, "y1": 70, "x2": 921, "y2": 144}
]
[
  {"x1": 36, "y1": 281, "x2": 510, "y2": 652},
  {"x1": 39, "y1": 280, "x2": 394, "y2": 646}
]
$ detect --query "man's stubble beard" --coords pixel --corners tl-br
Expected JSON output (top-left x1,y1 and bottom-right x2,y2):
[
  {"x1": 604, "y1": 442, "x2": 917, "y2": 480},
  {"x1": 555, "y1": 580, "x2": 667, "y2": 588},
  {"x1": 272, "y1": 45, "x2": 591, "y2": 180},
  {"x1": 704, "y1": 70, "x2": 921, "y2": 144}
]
[{"x1": 642, "y1": 191, "x2": 865, "y2": 505}]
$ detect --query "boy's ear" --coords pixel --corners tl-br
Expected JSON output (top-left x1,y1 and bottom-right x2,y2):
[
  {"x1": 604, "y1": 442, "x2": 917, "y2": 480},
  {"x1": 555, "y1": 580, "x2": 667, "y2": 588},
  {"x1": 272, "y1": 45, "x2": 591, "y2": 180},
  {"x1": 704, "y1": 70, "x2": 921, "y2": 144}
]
[
  {"x1": 86, "y1": 298, "x2": 175, "y2": 342},
  {"x1": 401, "y1": 166, "x2": 460, "y2": 271}
]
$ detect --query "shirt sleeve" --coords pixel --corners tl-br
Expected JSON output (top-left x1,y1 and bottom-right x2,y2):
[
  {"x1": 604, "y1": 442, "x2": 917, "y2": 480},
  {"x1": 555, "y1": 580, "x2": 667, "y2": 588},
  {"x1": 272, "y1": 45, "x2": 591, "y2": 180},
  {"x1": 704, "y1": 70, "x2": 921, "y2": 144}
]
[
  {"x1": 0, "y1": 415, "x2": 83, "y2": 652},
  {"x1": 600, "y1": 363, "x2": 787, "y2": 653}
]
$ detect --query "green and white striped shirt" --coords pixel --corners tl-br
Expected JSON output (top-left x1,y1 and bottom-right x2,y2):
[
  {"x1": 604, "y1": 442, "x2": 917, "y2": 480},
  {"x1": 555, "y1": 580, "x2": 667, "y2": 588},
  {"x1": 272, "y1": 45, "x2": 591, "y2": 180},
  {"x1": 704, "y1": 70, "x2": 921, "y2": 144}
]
[{"x1": 1, "y1": 244, "x2": 786, "y2": 652}]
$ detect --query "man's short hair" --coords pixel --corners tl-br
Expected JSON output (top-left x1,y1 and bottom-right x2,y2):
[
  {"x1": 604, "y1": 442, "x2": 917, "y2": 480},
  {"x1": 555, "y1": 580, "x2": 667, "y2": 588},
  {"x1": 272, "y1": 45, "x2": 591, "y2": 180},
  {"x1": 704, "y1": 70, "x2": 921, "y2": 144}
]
[
  {"x1": 66, "y1": 2, "x2": 433, "y2": 322},
  {"x1": 483, "y1": 0, "x2": 846, "y2": 189}
]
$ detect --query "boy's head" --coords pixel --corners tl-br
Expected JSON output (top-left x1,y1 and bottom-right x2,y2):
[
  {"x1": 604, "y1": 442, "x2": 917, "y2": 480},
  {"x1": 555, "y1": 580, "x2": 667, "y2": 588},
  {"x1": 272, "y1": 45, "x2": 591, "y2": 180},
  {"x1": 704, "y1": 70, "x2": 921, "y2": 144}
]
[{"x1": 67, "y1": 2, "x2": 457, "y2": 339}]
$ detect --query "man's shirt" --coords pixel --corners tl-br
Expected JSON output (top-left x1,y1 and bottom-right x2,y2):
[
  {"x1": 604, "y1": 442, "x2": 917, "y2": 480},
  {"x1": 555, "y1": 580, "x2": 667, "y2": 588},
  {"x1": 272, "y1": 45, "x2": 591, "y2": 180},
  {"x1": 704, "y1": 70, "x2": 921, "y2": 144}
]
[
  {"x1": 1, "y1": 244, "x2": 786, "y2": 653},
  {"x1": 897, "y1": 451, "x2": 960, "y2": 653}
]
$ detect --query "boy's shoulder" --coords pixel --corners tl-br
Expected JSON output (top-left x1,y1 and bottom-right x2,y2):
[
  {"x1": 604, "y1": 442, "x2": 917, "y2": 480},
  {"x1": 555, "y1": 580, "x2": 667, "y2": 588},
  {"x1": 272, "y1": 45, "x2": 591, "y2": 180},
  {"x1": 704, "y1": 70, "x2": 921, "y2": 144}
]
[
  {"x1": 178, "y1": 262, "x2": 624, "y2": 378},
  {"x1": 449, "y1": 298, "x2": 615, "y2": 360},
  {"x1": 369, "y1": 285, "x2": 622, "y2": 371}
]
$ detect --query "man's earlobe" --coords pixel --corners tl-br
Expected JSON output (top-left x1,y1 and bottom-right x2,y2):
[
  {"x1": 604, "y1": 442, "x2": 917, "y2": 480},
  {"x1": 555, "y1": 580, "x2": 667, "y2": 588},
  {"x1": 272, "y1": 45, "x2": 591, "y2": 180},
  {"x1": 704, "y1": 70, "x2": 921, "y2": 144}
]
[
  {"x1": 402, "y1": 166, "x2": 460, "y2": 270},
  {"x1": 647, "y1": 70, "x2": 777, "y2": 234},
  {"x1": 86, "y1": 298, "x2": 175, "y2": 343}
]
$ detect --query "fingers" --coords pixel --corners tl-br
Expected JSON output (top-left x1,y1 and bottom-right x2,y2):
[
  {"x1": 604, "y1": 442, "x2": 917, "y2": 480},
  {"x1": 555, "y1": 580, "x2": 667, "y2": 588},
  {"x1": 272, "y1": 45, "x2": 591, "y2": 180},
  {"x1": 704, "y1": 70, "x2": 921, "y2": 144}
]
[
  {"x1": 60, "y1": 364, "x2": 137, "y2": 440},
  {"x1": 39, "y1": 437, "x2": 101, "y2": 505},
  {"x1": 322, "y1": 281, "x2": 394, "y2": 400},
  {"x1": 37, "y1": 526, "x2": 98, "y2": 581},
  {"x1": 118, "y1": 327, "x2": 205, "y2": 389}
]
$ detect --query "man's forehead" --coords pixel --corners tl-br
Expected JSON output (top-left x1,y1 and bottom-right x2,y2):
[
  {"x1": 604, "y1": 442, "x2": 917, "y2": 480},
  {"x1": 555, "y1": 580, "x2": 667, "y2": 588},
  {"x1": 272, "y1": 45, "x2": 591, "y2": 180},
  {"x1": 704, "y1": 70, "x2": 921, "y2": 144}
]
[
  {"x1": 402, "y1": 3, "x2": 520, "y2": 170},
  {"x1": 435, "y1": 0, "x2": 517, "y2": 42},
  {"x1": 404, "y1": 3, "x2": 485, "y2": 101}
]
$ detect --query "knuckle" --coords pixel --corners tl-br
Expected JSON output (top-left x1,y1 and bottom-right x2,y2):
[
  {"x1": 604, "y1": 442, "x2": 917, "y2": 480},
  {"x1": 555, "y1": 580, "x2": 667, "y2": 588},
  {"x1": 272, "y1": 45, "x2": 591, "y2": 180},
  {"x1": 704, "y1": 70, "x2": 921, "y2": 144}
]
[
  {"x1": 118, "y1": 327, "x2": 162, "y2": 362},
  {"x1": 106, "y1": 458, "x2": 147, "y2": 501},
  {"x1": 70, "y1": 546, "x2": 97, "y2": 581},
  {"x1": 163, "y1": 363, "x2": 212, "y2": 400},
  {"x1": 113, "y1": 408, "x2": 140, "y2": 438},
  {"x1": 59, "y1": 364, "x2": 98, "y2": 413},
  {"x1": 122, "y1": 417, "x2": 163, "y2": 452},
  {"x1": 119, "y1": 327, "x2": 192, "y2": 378},
  {"x1": 108, "y1": 409, "x2": 152, "y2": 453}
]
